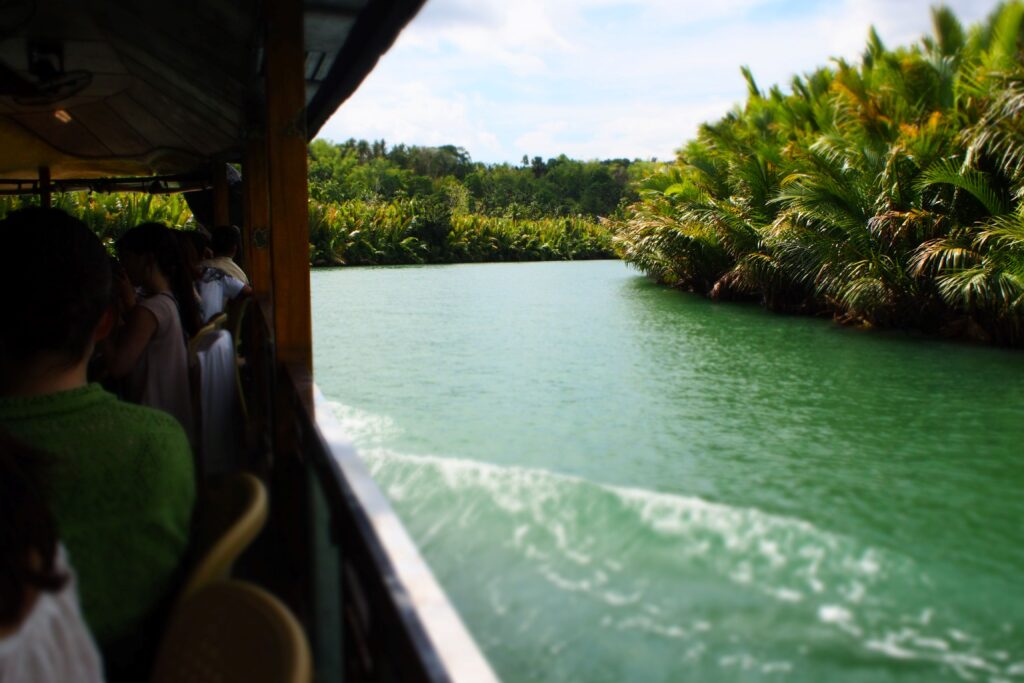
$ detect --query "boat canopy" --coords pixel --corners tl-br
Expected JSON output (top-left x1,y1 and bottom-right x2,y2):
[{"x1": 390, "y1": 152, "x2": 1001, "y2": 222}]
[{"x1": 0, "y1": 0, "x2": 424, "y2": 181}]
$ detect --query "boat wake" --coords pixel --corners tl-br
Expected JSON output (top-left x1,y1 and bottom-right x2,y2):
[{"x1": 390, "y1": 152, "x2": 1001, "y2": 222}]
[{"x1": 327, "y1": 401, "x2": 1023, "y2": 681}]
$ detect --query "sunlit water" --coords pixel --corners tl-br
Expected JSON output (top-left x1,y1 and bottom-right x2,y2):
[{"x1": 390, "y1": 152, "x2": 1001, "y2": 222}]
[{"x1": 312, "y1": 260, "x2": 1024, "y2": 683}]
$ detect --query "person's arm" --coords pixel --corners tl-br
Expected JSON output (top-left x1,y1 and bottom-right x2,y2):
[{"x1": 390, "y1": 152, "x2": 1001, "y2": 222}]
[
  {"x1": 103, "y1": 304, "x2": 159, "y2": 378},
  {"x1": 223, "y1": 274, "x2": 251, "y2": 300}
]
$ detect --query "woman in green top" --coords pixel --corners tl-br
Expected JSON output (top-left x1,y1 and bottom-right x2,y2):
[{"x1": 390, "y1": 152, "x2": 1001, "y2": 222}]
[{"x1": 0, "y1": 208, "x2": 195, "y2": 680}]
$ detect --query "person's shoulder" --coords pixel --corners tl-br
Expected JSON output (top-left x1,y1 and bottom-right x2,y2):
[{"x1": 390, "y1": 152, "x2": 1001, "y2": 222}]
[{"x1": 102, "y1": 399, "x2": 190, "y2": 453}]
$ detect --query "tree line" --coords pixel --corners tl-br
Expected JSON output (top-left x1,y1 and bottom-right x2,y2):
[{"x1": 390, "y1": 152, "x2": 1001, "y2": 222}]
[
  {"x1": 304, "y1": 140, "x2": 646, "y2": 265},
  {"x1": 308, "y1": 138, "x2": 648, "y2": 219}
]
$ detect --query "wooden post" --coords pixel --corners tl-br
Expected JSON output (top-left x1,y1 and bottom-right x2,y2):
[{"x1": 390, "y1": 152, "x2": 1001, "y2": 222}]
[
  {"x1": 265, "y1": 0, "x2": 312, "y2": 380},
  {"x1": 243, "y1": 130, "x2": 272, "y2": 302},
  {"x1": 261, "y1": 0, "x2": 313, "y2": 636},
  {"x1": 39, "y1": 166, "x2": 51, "y2": 208},
  {"x1": 212, "y1": 161, "x2": 230, "y2": 226}
]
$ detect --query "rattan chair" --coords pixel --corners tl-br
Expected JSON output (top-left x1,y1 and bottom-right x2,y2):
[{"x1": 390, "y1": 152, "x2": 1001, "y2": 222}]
[
  {"x1": 188, "y1": 312, "x2": 229, "y2": 363},
  {"x1": 151, "y1": 580, "x2": 312, "y2": 683},
  {"x1": 178, "y1": 472, "x2": 268, "y2": 602}
]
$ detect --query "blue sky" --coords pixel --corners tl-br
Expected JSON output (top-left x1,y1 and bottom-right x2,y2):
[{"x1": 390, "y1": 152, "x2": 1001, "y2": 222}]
[{"x1": 318, "y1": 0, "x2": 1006, "y2": 164}]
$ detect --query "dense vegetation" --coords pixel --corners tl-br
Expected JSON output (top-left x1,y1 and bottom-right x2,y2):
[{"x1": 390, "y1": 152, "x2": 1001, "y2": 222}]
[
  {"x1": 309, "y1": 198, "x2": 612, "y2": 266},
  {"x1": 0, "y1": 192, "x2": 194, "y2": 250},
  {"x1": 304, "y1": 139, "x2": 641, "y2": 264},
  {"x1": 308, "y1": 138, "x2": 642, "y2": 218},
  {"x1": 614, "y1": 3, "x2": 1024, "y2": 345}
]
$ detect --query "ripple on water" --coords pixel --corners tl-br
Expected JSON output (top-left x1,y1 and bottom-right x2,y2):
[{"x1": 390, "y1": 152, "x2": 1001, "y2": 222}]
[{"x1": 351, "y1": 442, "x2": 1022, "y2": 682}]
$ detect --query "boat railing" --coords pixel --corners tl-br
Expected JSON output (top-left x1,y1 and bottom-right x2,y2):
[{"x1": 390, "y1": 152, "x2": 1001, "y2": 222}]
[{"x1": 242, "y1": 300, "x2": 500, "y2": 683}]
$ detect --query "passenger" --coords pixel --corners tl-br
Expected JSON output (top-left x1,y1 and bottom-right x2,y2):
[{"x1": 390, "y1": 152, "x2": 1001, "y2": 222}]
[
  {"x1": 197, "y1": 261, "x2": 251, "y2": 324},
  {"x1": 0, "y1": 208, "x2": 194, "y2": 680},
  {"x1": 0, "y1": 431, "x2": 104, "y2": 683},
  {"x1": 202, "y1": 224, "x2": 250, "y2": 285},
  {"x1": 177, "y1": 229, "x2": 249, "y2": 323},
  {"x1": 104, "y1": 223, "x2": 199, "y2": 440}
]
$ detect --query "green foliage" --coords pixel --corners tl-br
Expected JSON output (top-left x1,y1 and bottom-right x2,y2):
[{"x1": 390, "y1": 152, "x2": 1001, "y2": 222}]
[
  {"x1": 305, "y1": 138, "x2": 628, "y2": 267},
  {"x1": 0, "y1": 192, "x2": 195, "y2": 252},
  {"x1": 308, "y1": 198, "x2": 614, "y2": 267},
  {"x1": 614, "y1": 2, "x2": 1024, "y2": 345}
]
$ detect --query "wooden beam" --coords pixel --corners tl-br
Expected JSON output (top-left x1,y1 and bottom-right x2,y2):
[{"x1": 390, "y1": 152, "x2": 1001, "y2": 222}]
[
  {"x1": 38, "y1": 166, "x2": 51, "y2": 208},
  {"x1": 242, "y1": 130, "x2": 272, "y2": 301},
  {"x1": 212, "y1": 161, "x2": 230, "y2": 226},
  {"x1": 265, "y1": 0, "x2": 312, "y2": 380}
]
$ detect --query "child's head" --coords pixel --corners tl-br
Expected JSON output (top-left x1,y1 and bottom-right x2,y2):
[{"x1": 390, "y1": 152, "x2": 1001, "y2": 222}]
[
  {"x1": 210, "y1": 224, "x2": 241, "y2": 257},
  {"x1": 0, "y1": 208, "x2": 112, "y2": 384}
]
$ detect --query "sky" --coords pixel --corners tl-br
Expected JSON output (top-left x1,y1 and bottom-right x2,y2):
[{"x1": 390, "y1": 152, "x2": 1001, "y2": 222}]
[{"x1": 318, "y1": 0, "x2": 1007, "y2": 165}]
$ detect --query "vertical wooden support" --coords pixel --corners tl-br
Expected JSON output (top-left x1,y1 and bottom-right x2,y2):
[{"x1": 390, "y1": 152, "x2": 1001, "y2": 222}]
[
  {"x1": 243, "y1": 132, "x2": 272, "y2": 301},
  {"x1": 266, "y1": 0, "x2": 312, "y2": 380},
  {"x1": 39, "y1": 166, "x2": 51, "y2": 208},
  {"x1": 213, "y1": 161, "x2": 230, "y2": 226},
  {"x1": 261, "y1": 0, "x2": 313, "y2": 637}
]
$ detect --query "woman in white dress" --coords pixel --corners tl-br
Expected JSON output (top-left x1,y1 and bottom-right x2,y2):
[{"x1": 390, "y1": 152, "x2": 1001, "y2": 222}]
[{"x1": 103, "y1": 223, "x2": 201, "y2": 443}]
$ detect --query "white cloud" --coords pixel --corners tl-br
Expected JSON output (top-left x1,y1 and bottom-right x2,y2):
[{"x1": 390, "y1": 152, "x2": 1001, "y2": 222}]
[
  {"x1": 319, "y1": 0, "x2": 1007, "y2": 163},
  {"x1": 319, "y1": 80, "x2": 504, "y2": 157}
]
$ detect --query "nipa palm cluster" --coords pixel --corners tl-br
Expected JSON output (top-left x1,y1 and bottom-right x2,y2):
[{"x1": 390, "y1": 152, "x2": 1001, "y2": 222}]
[{"x1": 614, "y1": 4, "x2": 1024, "y2": 345}]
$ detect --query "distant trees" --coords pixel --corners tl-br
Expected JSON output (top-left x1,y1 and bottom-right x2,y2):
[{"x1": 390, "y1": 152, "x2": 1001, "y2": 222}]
[{"x1": 307, "y1": 138, "x2": 639, "y2": 219}]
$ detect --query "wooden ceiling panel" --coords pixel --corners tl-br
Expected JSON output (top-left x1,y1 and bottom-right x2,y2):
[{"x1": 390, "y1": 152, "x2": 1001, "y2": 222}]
[
  {"x1": 62, "y1": 40, "x2": 127, "y2": 75},
  {"x1": 305, "y1": 11, "x2": 358, "y2": 52},
  {"x1": 305, "y1": 52, "x2": 325, "y2": 80},
  {"x1": 314, "y1": 54, "x2": 337, "y2": 83},
  {"x1": 115, "y1": 45, "x2": 242, "y2": 127},
  {"x1": 12, "y1": 111, "x2": 112, "y2": 157},
  {"x1": 0, "y1": 0, "x2": 426, "y2": 176},
  {"x1": 94, "y1": 1, "x2": 252, "y2": 80},
  {"x1": 124, "y1": 83, "x2": 231, "y2": 155},
  {"x1": 69, "y1": 100, "x2": 150, "y2": 156},
  {"x1": 105, "y1": 92, "x2": 181, "y2": 150}
]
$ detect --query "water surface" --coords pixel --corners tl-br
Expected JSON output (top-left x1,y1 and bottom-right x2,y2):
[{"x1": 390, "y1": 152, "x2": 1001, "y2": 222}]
[{"x1": 312, "y1": 260, "x2": 1024, "y2": 683}]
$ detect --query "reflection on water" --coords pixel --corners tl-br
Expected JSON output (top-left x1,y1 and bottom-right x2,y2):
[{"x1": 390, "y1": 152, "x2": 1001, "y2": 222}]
[{"x1": 313, "y1": 261, "x2": 1024, "y2": 682}]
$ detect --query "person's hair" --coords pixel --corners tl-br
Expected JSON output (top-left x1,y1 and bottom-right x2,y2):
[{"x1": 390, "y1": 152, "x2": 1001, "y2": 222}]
[
  {"x1": 174, "y1": 230, "x2": 202, "y2": 281},
  {"x1": 116, "y1": 223, "x2": 202, "y2": 337},
  {"x1": 210, "y1": 224, "x2": 240, "y2": 256},
  {"x1": 186, "y1": 230, "x2": 211, "y2": 261},
  {"x1": 0, "y1": 430, "x2": 67, "y2": 625},
  {"x1": 0, "y1": 208, "x2": 112, "y2": 379}
]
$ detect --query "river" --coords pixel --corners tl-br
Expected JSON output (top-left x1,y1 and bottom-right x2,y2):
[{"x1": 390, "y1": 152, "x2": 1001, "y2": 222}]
[{"x1": 312, "y1": 259, "x2": 1024, "y2": 683}]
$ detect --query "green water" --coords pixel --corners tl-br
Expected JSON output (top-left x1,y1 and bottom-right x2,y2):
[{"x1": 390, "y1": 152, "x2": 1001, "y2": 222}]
[{"x1": 311, "y1": 260, "x2": 1024, "y2": 683}]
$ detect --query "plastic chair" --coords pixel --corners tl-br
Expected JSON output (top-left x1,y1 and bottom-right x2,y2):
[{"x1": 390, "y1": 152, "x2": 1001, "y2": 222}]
[
  {"x1": 178, "y1": 472, "x2": 268, "y2": 602},
  {"x1": 151, "y1": 580, "x2": 312, "y2": 683}
]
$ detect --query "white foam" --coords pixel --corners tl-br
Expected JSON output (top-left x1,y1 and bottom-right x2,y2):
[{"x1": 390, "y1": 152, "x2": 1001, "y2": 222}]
[
  {"x1": 355, "y1": 447, "x2": 1016, "y2": 681},
  {"x1": 326, "y1": 400, "x2": 400, "y2": 447}
]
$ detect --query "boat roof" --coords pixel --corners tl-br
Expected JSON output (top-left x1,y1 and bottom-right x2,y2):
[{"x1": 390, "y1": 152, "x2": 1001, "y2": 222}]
[{"x1": 0, "y1": 0, "x2": 424, "y2": 182}]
